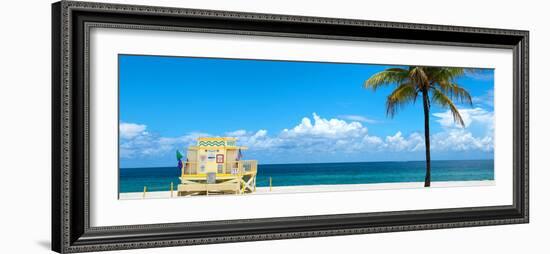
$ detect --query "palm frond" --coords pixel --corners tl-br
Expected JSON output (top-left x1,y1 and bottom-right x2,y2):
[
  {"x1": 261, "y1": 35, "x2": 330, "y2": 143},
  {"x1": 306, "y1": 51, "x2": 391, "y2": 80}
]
[
  {"x1": 386, "y1": 83, "x2": 418, "y2": 118},
  {"x1": 363, "y1": 66, "x2": 474, "y2": 125},
  {"x1": 431, "y1": 88, "x2": 466, "y2": 127},
  {"x1": 434, "y1": 81, "x2": 473, "y2": 105},
  {"x1": 428, "y1": 67, "x2": 466, "y2": 82},
  {"x1": 364, "y1": 68, "x2": 409, "y2": 90},
  {"x1": 409, "y1": 67, "x2": 431, "y2": 89}
]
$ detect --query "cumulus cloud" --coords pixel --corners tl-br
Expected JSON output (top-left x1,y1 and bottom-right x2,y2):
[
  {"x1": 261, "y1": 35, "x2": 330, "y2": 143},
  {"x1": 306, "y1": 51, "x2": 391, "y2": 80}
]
[
  {"x1": 281, "y1": 113, "x2": 367, "y2": 139},
  {"x1": 431, "y1": 107, "x2": 494, "y2": 152},
  {"x1": 383, "y1": 131, "x2": 425, "y2": 152},
  {"x1": 228, "y1": 114, "x2": 391, "y2": 154},
  {"x1": 432, "y1": 107, "x2": 494, "y2": 131},
  {"x1": 119, "y1": 122, "x2": 147, "y2": 139},
  {"x1": 362, "y1": 135, "x2": 384, "y2": 146},
  {"x1": 431, "y1": 129, "x2": 493, "y2": 152},
  {"x1": 119, "y1": 123, "x2": 207, "y2": 159},
  {"x1": 121, "y1": 111, "x2": 494, "y2": 161},
  {"x1": 229, "y1": 129, "x2": 281, "y2": 150}
]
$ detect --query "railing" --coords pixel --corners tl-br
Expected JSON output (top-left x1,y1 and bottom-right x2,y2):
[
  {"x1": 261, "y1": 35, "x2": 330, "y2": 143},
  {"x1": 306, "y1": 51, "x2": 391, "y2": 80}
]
[
  {"x1": 225, "y1": 160, "x2": 258, "y2": 175},
  {"x1": 181, "y1": 160, "x2": 257, "y2": 175},
  {"x1": 181, "y1": 162, "x2": 198, "y2": 175}
]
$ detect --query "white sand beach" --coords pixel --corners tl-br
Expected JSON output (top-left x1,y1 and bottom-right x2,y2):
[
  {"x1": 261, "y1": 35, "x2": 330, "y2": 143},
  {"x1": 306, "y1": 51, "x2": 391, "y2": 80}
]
[{"x1": 119, "y1": 180, "x2": 495, "y2": 200}]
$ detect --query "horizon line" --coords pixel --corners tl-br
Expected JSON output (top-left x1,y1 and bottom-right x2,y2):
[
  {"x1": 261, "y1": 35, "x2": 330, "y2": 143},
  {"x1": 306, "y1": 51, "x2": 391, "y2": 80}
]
[{"x1": 119, "y1": 158, "x2": 494, "y2": 169}]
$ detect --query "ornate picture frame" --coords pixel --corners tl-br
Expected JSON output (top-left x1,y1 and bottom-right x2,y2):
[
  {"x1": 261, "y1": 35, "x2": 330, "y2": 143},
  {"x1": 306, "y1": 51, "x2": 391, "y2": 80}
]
[{"x1": 52, "y1": 1, "x2": 529, "y2": 253}]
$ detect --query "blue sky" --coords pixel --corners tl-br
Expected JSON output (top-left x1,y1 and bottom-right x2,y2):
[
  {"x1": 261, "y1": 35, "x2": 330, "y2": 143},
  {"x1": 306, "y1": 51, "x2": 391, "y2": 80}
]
[{"x1": 119, "y1": 55, "x2": 495, "y2": 168}]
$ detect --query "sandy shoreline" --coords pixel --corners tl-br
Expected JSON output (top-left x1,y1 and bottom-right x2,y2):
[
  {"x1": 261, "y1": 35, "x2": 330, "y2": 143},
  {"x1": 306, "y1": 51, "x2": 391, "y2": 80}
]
[{"x1": 119, "y1": 180, "x2": 495, "y2": 200}]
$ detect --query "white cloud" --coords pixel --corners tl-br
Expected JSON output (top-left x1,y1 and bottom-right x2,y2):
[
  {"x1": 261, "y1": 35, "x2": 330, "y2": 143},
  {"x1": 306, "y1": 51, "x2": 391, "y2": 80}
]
[
  {"x1": 338, "y1": 115, "x2": 378, "y2": 124},
  {"x1": 431, "y1": 129, "x2": 493, "y2": 152},
  {"x1": 225, "y1": 129, "x2": 247, "y2": 136},
  {"x1": 432, "y1": 107, "x2": 494, "y2": 130},
  {"x1": 228, "y1": 114, "x2": 399, "y2": 155},
  {"x1": 119, "y1": 122, "x2": 208, "y2": 159},
  {"x1": 472, "y1": 90, "x2": 494, "y2": 108},
  {"x1": 232, "y1": 129, "x2": 281, "y2": 150},
  {"x1": 362, "y1": 135, "x2": 384, "y2": 147},
  {"x1": 281, "y1": 113, "x2": 367, "y2": 139},
  {"x1": 431, "y1": 107, "x2": 494, "y2": 152},
  {"x1": 224, "y1": 114, "x2": 372, "y2": 154},
  {"x1": 121, "y1": 111, "x2": 495, "y2": 162},
  {"x1": 119, "y1": 122, "x2": 147, "y2": 139},
  {"x1": 384, "y1": 131, "x2": 425, "y2": 152}
]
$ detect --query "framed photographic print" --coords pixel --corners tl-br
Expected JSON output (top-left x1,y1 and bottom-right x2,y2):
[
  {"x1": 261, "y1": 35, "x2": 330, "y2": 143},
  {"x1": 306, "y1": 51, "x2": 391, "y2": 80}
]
[{"x1": 51, "y1": 1, "x2": 529, "y2": 253}]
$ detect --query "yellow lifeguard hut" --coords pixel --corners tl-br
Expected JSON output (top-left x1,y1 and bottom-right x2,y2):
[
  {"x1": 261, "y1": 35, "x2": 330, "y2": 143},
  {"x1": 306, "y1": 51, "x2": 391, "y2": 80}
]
[{"x1": 177, "y1": 137, "x2": 258, "y2": 196}]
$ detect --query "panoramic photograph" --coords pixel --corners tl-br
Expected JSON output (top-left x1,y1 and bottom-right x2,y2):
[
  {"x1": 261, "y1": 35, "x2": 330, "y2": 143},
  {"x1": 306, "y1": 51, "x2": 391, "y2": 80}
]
[{"x1": 118, "y1": 54, "x2": 495, "y2": 199}]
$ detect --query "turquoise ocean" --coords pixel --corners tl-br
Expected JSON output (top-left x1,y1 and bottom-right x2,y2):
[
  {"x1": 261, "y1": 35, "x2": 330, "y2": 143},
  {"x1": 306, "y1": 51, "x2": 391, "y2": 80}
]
[{"x1": 119, "y1": 159, "x2": 494, "y2": 193}]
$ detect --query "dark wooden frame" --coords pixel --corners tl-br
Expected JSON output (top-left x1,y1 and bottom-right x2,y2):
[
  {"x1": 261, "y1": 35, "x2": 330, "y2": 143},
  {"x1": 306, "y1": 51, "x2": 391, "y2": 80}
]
[{"x1": 52, "y1": 1, "x2": 529, "y2": 253}]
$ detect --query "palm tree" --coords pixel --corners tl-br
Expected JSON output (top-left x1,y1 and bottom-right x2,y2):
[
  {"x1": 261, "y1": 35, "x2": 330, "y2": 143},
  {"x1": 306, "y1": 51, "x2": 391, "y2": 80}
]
[{"x1": 364, "y1": 67, "x2": 473, "y2": 187}]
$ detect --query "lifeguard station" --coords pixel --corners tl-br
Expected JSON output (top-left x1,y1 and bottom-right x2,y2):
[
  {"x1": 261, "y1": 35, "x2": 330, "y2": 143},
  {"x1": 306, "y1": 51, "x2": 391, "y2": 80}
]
[{"x1": 177, "y1": 137, "x2": 258, "y2": 196}]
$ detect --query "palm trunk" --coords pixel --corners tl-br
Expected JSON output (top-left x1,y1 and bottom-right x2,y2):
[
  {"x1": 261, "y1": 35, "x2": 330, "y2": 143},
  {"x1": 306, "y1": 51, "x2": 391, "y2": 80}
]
[{"x1": 421, "y1": 87, "x2": 431, "y2": 187}]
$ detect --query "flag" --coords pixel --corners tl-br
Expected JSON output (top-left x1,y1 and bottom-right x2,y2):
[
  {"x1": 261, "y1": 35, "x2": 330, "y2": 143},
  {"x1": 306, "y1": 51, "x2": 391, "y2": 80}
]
[
  {"x1": 176, "y1": 150, "x2": 184, "y2": 170},
  {"x1": 177, "y1": 159, "x2": 183, "y2": 170},
  {"x1": 236, "y1": 148, "x2": 243, "y2": 161}
]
